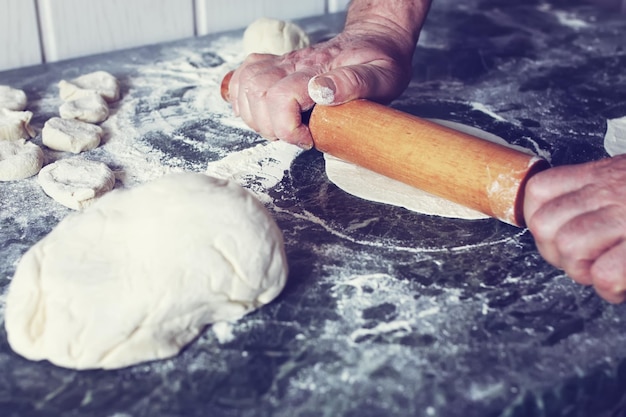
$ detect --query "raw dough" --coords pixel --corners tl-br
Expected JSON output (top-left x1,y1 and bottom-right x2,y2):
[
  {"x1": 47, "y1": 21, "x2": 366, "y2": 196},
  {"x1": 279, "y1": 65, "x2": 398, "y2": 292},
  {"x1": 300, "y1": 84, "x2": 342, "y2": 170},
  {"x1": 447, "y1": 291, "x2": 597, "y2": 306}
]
[
  {"x1": 42, "y1": 117, "x2": 103, "y2": 153},
  {"x1": 0, "y1": 108, "x2": 36, "y2": 141},
  {"x1": 243, "y1": 17, "x2": 310, "y2": 55},
  {"x1": 38, "y1": 158, "x2": 115, "y2": 210},
  {"x1": 59, "y1": 70, "x2": 120, "y2": 102},
  {"x1": 0, "y1": 139, "x2": 44, "y2": 181},
  {"x1": 0, "y1": 85, "x2": 28, "y2": 111},
  {"x1": 5, "y1": 173, "x2": 288, "y2": 370},
  {"x1": 604, "y1": 116, "x2": 626, "y2": 156},
  {"x1": 325, "y1": 119, "x2": 532, "y2": 219},
  {"x1": 59, "y1": 91, "x2": 109, "y2": 124}
]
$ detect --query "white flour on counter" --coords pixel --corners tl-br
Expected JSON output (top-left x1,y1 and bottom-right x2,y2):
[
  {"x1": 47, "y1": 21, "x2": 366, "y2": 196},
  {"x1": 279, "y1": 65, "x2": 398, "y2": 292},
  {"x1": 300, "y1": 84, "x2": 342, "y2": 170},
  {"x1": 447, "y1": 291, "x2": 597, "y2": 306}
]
[{"x1": 206, "y1": 140, "x2": 302, "y2": 204}]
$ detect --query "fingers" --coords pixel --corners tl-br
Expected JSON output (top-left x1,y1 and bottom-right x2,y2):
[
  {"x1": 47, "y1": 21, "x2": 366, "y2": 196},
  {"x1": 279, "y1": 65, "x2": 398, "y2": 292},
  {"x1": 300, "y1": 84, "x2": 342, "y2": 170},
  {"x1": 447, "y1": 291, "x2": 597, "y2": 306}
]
[
  {"x1": 592, "y1": 240, "x2": 626, "y2": 304},
  {"x1": 229, "y1": 56, "x2": 316, "y2": 148},
  {"x1": 541, "y1": 205, "x2": 625, "y2": 285},
  {"x1": 524, "y1": 157, "x2": 626, "y2": 303},
  {"x1": 523, "y1": 162, "x2": 595, "y2": 222},
  {"x1": 308, "y1": 62, "x2": 407, "y2": 106},
  {"x1": 527, "y1": 184, "x2": 617, "y2": 266}
]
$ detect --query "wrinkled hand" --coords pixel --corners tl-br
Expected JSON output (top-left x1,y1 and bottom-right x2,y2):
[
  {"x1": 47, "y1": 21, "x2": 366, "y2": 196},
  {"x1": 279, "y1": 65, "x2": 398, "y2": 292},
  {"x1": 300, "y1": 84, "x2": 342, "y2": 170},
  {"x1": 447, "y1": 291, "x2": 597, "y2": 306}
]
[
  {"x1": 226, "y1": 27, "x2": 415, "y2": 149},
  {"x1": 524, "y1": 155, "x2": 626, "y2": 303}
]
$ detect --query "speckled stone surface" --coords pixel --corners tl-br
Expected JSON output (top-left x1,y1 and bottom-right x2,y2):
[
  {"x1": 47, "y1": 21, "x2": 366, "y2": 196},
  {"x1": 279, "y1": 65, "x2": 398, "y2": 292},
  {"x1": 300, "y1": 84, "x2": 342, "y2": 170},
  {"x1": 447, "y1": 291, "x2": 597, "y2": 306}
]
[{"x1": 1, "y1": 1, "x2": 626, "y2": 416}]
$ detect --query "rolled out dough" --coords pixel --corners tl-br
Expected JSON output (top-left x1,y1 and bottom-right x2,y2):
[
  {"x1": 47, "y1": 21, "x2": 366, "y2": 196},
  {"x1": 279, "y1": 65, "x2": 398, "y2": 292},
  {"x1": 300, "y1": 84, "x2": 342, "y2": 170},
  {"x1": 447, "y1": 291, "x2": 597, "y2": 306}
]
[
  {"x1": 5, "y1": 173, "x2": 288, "y2": 370},
  {"x1": 324, "y1": 119, "x2": 532, "y2": 220},
  {"x1": 604, "y1": 116, "x2": 626, "y2": 157}
]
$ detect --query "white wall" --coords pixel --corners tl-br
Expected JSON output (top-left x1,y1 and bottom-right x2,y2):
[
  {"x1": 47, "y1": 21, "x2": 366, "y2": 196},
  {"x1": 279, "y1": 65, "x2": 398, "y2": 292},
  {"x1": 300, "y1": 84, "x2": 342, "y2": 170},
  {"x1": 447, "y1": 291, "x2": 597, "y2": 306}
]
[
  {"x1": 0, "y1": 0, "x2": 42, "y2": 71},
  {"x1": 328, "y1": 0, "x2": 351, "y2": 13},
  {"x1": 0, "y1": 0, "x2": 343, "y2": 72},
  {"x1": 37, "y1": 0, "x2": 195, "y2": 63}
]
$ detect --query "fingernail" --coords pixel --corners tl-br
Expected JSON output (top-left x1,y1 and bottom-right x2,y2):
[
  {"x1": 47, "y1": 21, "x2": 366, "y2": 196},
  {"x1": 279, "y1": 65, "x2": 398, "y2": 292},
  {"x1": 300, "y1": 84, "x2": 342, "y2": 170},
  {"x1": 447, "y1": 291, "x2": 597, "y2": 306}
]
[
  {"x1": 308, "y1": 76, "x2": 336, "y2": 105},
  {"x1": 297, "y1": 141, "x2": 314, "y2": 150}
]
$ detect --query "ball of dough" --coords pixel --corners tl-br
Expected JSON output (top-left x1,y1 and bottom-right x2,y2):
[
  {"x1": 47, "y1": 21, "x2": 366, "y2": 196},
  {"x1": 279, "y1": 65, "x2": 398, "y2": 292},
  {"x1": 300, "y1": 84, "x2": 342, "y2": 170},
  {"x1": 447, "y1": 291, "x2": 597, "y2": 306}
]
[
  {"x1": 0, "y1": 108, "x2": 35, "y2": 141},
  {"x1": 42, "y1": 117, "x2": 103, "y2": 154},
  {"x1": 0, "y1": 139, "x2": 43, "y2": 181},
  {"x1": 59, "y1": 71, "x2": 120, "y2": 102},
  {"x1": 243, "y1": 17, "x2": 310, "y2": 56},
  {"x1": 0, "y1": 85, "x2": 28, "y2": 111},
  {"x1": 38, "y1": 158, "x2": 115, "y2": 209},
  {"x1": 5, "y1": 173, "x2": 288, "y2": 370},
  {"x1": 59, "y1": 91, "x2": 109, "y2": 124}
]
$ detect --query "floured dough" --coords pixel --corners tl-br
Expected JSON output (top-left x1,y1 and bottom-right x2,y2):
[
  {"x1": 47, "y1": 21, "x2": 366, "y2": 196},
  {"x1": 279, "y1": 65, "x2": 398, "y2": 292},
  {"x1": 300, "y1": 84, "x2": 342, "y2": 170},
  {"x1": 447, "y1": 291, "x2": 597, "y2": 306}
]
[
  {"x1": 5, "y1": 173, "x2": 288, "y2": 370},
  {"x1": 0, "y1": 108, "x2": 36, "y2": 141},
  {"x1": 42, "y1": 117, "x2": 103, "y2": 153},
  {"x1": 38, "y1": 158, "x2": 115, "y2": 209},
  {"x1": 325, "y1": 119, "x2": 532, "y2": 219},
  {"x1": 59, "y1": 70, "x2": 120, "y2": 102},
  {"x1": 604, "y1": 116, "x2": 626, "y2": 157},
  {"x1": 0, "y1": 139, "x2": 44, "y2": 181},
  {"x1": 0, "y1": 85, "x2": 28, "y2": 111},
  {"x1": 59, "y1": 91, "x2": 109, "y2": 124},
  {"x1": 243, "y1": 17, "x2": 310, "y2": 55}
]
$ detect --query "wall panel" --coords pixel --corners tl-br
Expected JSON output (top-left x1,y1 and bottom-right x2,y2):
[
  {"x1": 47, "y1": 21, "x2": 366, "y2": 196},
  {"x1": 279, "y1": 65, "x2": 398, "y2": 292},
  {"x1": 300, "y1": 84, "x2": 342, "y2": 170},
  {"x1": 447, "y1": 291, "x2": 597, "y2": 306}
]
[
  {"x1": 0, "y1": 0, "x2": 42, "y2": 71},
  {"x1": 328, "y1": 0, "x2": 351, "y2": 13},
  {"x1": 37, "y1": 0, "x2": 195, "y2": 62}
]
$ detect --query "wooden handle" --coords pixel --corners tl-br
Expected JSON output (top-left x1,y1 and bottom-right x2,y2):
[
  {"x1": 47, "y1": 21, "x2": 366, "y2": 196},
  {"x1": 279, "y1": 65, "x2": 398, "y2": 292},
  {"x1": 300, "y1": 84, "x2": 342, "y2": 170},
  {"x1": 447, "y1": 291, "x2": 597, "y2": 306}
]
[
  {"x1": 221, "y1": 71, "x2": 234, "y2": 102},
  {"x1": 220, "y1": 71, "x2": 549, "y2": 226}
]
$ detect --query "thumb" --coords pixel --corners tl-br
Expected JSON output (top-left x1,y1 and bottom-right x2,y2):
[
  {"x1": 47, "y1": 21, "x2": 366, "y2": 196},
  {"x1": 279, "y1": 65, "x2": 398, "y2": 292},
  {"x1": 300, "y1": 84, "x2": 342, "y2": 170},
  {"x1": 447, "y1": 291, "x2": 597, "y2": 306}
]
[{"x1": 307, "y1": 64, "x2": 403, "y2": 106}]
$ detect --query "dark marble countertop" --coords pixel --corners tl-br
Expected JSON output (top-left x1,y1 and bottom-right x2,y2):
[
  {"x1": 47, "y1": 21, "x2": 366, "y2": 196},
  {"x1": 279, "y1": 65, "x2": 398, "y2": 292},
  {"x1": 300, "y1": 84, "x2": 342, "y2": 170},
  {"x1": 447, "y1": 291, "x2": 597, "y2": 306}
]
[{"x1": 1, "y1": 1, "x2": 626, "y2": 416}]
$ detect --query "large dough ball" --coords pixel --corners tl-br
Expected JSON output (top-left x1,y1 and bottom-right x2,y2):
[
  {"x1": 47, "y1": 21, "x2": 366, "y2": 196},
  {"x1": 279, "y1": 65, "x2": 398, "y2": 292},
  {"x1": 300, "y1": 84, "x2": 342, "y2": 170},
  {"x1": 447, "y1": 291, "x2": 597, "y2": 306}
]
[
  {"x1": 5, "y1": 173, "x2": 288, "y2": 370},
  {"x1": 243, "y1": 17, "x2": 310, "y2": 55}
]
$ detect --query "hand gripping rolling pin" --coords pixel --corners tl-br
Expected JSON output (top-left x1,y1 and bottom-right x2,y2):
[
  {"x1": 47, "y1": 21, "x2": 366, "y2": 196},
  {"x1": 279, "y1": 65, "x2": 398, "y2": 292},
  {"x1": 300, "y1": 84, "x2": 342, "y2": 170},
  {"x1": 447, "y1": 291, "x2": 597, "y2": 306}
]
[{"x1": 221, "y1": 71, "x2": 550, "y2": 227}]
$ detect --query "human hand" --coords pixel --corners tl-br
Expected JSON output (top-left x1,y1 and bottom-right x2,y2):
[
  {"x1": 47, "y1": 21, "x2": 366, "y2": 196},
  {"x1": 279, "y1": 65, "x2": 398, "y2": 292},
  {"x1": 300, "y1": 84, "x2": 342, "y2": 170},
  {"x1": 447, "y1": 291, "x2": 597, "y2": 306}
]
[
  {"x1": 524, "y1": 155, "x2": 626, "y2": 303},
  {"x1": 225, "y1": 25, "x2": 418, "y2": 149}
]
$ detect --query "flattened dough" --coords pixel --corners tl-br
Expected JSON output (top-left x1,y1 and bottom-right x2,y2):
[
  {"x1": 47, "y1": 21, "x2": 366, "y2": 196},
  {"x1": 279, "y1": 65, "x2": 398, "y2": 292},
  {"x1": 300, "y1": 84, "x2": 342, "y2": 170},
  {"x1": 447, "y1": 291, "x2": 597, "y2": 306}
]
[
  {"x1": 59, "y1": 91, "x2": 109, "y2": 124},
  {"x1": 0, "y1": 139, "x2": 44, "y2": 181},
  {"x1": 42, "y1": 117, "x2": 103, "y2": 153},
  {"x1": 59, "y1": 70, "x2": 120, "y2": 102},
  {"x1": 0, "y1": 85, "x2": 28, "y2": 111},
  {"x1": 604, "y1": 116, "x2": 626, "y2": 157},
  {"x1": 243, "y1": 17, "x2": 310, "y2": 55},
  {"x1": 0, "y1": 108, "x2": 36, "y2": 141},
  {"x1": 325, "y1": 119, "x2": 532, "y2": 219},
  {"x1": 5, "y1": 173, "x2": 288, "y2": 370},
  {"x1": 38, "y1": 158, "x2": 115, "y2": 209}
]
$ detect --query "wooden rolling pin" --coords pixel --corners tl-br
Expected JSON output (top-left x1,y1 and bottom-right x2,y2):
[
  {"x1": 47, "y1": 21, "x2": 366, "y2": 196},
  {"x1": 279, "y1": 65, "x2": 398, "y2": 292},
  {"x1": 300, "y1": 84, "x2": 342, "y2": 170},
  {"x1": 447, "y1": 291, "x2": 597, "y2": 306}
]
[{"x1": 221, "y1": 72, "x2": 549, "y2": 227}]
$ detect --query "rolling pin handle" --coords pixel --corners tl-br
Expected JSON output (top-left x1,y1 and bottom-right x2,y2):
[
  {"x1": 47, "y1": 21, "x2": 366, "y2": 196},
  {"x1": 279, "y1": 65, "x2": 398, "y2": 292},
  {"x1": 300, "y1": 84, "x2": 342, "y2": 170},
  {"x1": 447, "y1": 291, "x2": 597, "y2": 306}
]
[{"x1": 221, "y1": 70, "x2": 234, "y2": 102}]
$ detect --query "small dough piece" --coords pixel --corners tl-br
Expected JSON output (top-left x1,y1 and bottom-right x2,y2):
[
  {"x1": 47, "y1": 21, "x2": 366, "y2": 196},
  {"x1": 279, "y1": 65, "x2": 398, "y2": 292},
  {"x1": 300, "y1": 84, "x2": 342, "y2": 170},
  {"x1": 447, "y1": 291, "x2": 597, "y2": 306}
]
[
  {"x1": 0, "y1": 139, "x2": 44, "y2": 181},
  {"x1": 5, "y1": 173, "x2": 288, "y2": 370},
  {"x1": 243, "y1": 17, "x2": 310, "y2": 55},
  {"x1": 38, "y1": 158, "x2": 115, "y2": 209},
  {"x1": 0, "y1": 85, "x2": 28, "y2": 111},
  {"x1": 59, "y1": 91, "x2": 109, "y2": 124},
  {"x1": 59, "y1": 71, "x2": 120, "y2": 102},
  {"x1": 42, "y1": 117, "x2": 103, "y2": 154},
  {"x1": 0, "y1": 108, "x2": 36, "y2": 140}
]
